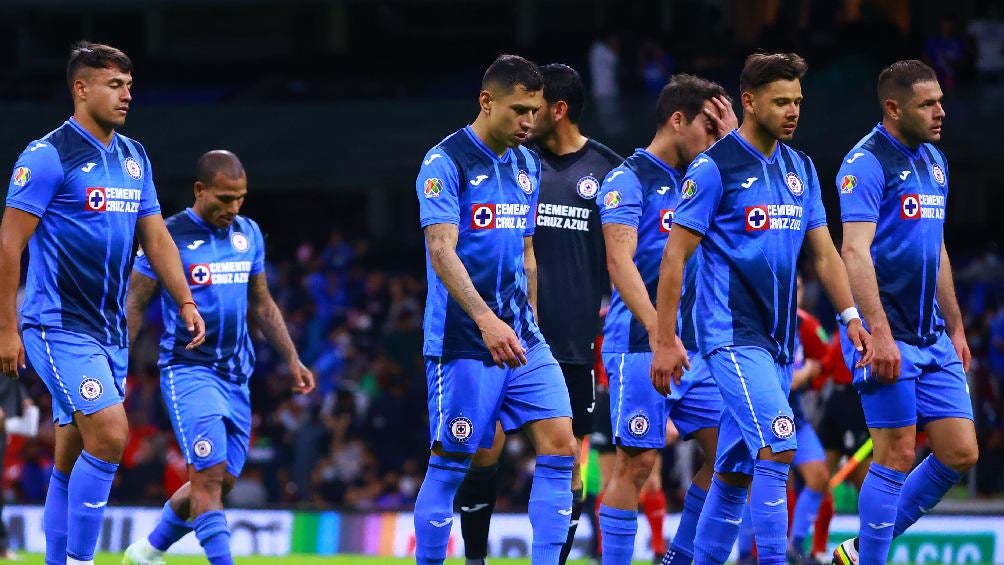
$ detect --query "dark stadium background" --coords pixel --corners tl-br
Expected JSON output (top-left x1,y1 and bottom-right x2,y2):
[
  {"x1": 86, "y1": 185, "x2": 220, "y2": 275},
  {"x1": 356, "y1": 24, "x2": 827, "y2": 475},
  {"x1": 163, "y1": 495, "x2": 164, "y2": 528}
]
[{"x1": 1, "y1": 0, "x2": 1003, "y2": 526}]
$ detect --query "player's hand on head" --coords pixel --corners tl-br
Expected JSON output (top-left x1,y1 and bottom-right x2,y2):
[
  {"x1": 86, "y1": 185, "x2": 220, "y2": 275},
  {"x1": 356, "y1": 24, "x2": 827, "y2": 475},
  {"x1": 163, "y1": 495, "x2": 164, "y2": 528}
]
[
  {"x1": 705, "y1": 95, "x2": 739, "y2": 139},
  {"x1": 0, "y1": 329, "x2": 26, "y2": 379},
  {"x1": 181, "y1": 303, "x2": 206, "y2": 350},
  {"x1": 476, "y1": 312, "x2": 526, "y2": 368},
  {"x1": 290, "y1": 359, "x2": 315, "y2": 394}
]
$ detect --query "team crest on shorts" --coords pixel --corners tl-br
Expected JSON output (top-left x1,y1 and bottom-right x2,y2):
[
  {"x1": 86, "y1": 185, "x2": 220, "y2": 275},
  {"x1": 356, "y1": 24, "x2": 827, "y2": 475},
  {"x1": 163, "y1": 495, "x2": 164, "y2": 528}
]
[
  {"x1": 193, "y1": 438, "x2": 214, "y2": 458},
  {"x1": 124, "y1": 157, "x2": 143, "y2": 180},
  {"x1": 231, "y1": 232, "x2": 250, "y2": 252},
  {"x1": 628, "y1": 413, "x2": 650, "y2": 438},
  {"x1": 12, "y1": 167, "x2": 30, "y2": 187},
  {"x1": 931, "y1": 164, "x2": 946, "y2": 186},
  {"x1": 839, "y1": 175, "x2": 857, "y2": 194},
  {"x1": 771, "y1": 415, "x2": 795, "y2": 439},
  {"x1": 517, "y1": 170, "x2": 534, "y2": 194},
  {"x1": 449, "y1": 416, "x2": 474, "y2": 443},
  {"x1": 79, "y1": 378, "x2": 103, "y2": 401},
  {"x1": 576, "y1": 175, "x2": 599, "y2": 199},
  {"x1": 785, "y1": 172, "x2": 804, "y2": 196}
]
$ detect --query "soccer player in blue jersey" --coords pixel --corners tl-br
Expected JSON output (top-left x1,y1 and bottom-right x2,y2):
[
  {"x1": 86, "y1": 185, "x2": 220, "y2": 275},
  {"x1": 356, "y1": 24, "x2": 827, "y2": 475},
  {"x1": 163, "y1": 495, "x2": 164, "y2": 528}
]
[
  {"x1": 593, "y1": 74, "x2": 737, "y2": 565},
  {"x1": 414, "y1": 54, "x2": 577, "y2": 565},
  {"x1": 650, "y1": 53, "x2": 872, "y2": 565},
  {"x1": 0, "y1": 42, "x2": 205, "y2": 565},
  {"x1": 831, "y1": 60, "x2": 978, "y2": 565},
  {"x1": 121, "y1": 150, "x2": 315, "y2": 565}
]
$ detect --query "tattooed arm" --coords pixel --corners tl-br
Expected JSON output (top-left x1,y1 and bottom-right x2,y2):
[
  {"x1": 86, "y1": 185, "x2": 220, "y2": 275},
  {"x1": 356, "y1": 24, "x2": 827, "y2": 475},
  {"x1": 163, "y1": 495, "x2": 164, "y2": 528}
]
[
  {"x1": 248, "y1": 272, "x2": 314, "y2": 393},
  {"x1": 126, "y1": 271, "x2": 160, "y2": 345}
]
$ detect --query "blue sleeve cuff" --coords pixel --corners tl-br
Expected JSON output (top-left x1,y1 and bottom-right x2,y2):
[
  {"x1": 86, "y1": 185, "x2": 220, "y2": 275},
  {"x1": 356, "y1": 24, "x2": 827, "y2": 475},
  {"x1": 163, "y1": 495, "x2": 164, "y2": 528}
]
[
  {"x1": 4, "y1": 200, "x2": 45, "y2": 218},
  {"x1": 421, "y1": 217, "x2": 460, "y2": 228},
  {"x1": 840, "y1": 214, "x2": 878, "y2": 223},
  {"x1": 671, "y1": 217, "x2": 708, "y2": 236}
]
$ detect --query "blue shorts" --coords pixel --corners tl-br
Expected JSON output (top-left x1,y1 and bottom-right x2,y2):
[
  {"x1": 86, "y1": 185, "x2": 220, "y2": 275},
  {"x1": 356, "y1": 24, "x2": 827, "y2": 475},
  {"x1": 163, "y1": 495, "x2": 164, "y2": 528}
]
[
  {"x1": 709, "y1": 346, "x2": 796, "y2": 475},
  {"x1": 425, "y1": 342, "x2": 572, "y2": 454},
  {"x1": 162, "y1": 365, "x2": 252, "y2": 477},
  {"x1": 839, "y1": 327, "x2": 974, "y2": 428},
  {"x1": 22, "y1": 327, "x2": 128, "y2": 426},
  {"x1": 604, "y1": 350, "x2": 721, "y2": 449}
]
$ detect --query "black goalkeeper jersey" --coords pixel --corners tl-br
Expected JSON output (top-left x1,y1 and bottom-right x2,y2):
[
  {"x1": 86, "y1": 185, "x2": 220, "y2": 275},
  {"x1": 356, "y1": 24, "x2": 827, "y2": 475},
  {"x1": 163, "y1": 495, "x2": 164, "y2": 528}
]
[{"x1": 529, "y1": 138, "x2": 623, "y2": 364}]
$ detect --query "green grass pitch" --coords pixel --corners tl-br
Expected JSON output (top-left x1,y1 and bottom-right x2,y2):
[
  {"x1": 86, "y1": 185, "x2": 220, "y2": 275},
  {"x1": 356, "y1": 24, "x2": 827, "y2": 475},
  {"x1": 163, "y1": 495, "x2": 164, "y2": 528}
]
[{"x1": 17, "y1": 556, "x2": 607, "y2": 564}]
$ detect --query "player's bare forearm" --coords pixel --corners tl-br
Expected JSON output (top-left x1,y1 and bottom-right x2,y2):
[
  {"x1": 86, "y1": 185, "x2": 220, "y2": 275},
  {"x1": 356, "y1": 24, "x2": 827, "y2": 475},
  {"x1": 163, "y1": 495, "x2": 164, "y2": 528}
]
[
  {"x1": 137, "y1": 215, "x2": 195, "y2": 307},
  {"x1": 424, "y1": 224, "x2": 492, "y2": 322},
  {"x1": 248, "y1": 273, "x2": 299, "y2": 363},
  {"x1": 654, "y1": 228, "x2": 701, "y2": 347},
  {"x1": 936, "y1": 241, "x2": 964, "y2": 336},
  {"x1": 126, "y1": 271, "x2": 159, "y2": 345},
  {"x1": 840, "y1": 222, "x2": 891, "y2": 333},
  {"x1": 523, "y1": 236, "x2": 538, "y2": 316},
  {"x1": 0, "y1": 209, "x2": 38, "y2": 331},
  {"x1": 805, "y1": 227, "x2": 856, "y2": 311},
  {"x1": 603, "y1": 223, "x2": 656, "y2": 331}
]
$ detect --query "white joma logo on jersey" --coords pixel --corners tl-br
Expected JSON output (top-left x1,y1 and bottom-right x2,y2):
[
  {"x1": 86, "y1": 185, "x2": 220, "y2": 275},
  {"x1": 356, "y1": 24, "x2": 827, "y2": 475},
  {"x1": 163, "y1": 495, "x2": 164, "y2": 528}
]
[
  {"x1": 741, "y1": 177, "x2": 758, "y2": 189},
  {"x1": 429, "y1": 517, "x2": 453, "y2": 528},
  {"x1": 187, "y1": 240, "x2": 206, "y2": 250},
  {"x1": 423, "y1": 154, "x2": 442, "y2": 166},
  {"x1": 461, "y1": 504, "x2": 489, "y2": 513},
  {"x1": 606, "y1": 170, "x2": 624, "y2": 182},
  {"x1": 28, "y1": 142, "x2": 47, "y2": 152},
  {"x1": 691, "y1": 157, "x2": 709, "y2": 169},
  {"x1": 899, "y1": 170, "x2": 911, "y2": 181},
  {"x1": 81, "y1": 162, "x2": 97, "y2": 173},
  {"x1": 657, "y1": 186, "x2": 671, "y2": 195},
  {"x1": 846, "y1": 152, "x2": 865, "y2": 164},
  {"x1": 470, "y1": 175, "x2": 489, "y2": 186}
]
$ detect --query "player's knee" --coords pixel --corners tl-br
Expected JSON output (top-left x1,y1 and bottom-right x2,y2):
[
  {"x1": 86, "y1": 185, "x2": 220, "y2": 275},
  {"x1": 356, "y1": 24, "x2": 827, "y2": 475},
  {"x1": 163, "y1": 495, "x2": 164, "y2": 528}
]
[
  {"x1": 222, "y1": 473, "x2": 237, "y2": 496},
  {"x1": 802, "y1": 462, "x2": 829, "y2": 491},
  {"x1": 618, "y1": 449, "x2": 658, "y2": 489},
  {"x1": 471, "y1": 446, "x2": 501, "y2": 467},
  {"x1": 941, "y1": 443, "x2": 979, "y2": 473},
  {"x1": 758, "y1": 446, "x2": 795, "y2": 466}
]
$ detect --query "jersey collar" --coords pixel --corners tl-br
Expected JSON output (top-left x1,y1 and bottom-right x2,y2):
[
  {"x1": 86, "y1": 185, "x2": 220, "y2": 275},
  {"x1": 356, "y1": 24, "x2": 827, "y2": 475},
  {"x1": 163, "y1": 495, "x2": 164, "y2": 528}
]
[
  {"x1": 875, "y1": 123, "x2": 921, "y2": 159},
  {"x1": 731, "y1": 130, "x2": 779, "y2": 164},
  {"x1": 464, "y1": 126, "x2": 513, "y2": 163},
  {"x1": 67, "y1": 117, "x2": 118, "y2": 153},
  {"x1": 185, "y1": 207, "x2": 230, "y2": 234},
  {"x1": 638, "y1": 149, "x2": 682, "y2": 178}
]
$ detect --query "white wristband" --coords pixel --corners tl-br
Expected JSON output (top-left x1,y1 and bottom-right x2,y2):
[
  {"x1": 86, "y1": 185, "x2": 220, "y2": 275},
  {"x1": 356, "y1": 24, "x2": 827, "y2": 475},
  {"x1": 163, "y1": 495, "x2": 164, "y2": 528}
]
[{"x1": 839, "y1": 307, "x2": 861, "y2": 326}]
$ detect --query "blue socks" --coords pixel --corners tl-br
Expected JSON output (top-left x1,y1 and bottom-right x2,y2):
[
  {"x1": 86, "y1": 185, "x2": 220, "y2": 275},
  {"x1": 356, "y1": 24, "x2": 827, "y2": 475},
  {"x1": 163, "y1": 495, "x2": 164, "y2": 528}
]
[
  {"x1": 414, "y1": 455, "x2": 471, "y2": 565},
  {"x1": 194, "y1": 510, "x2": 233, "y2": 565},
  {"x1": 66, "y1": 450, "x2": 118, "y2": 561},
  {"x1": 149, "y1": 500, "x2": 193, "y2": 551},
  {"x1": 858, "y1": 463, "x2": 906, "y2": 565},
  {"x1": 790, "y1": 486, "x2": 824, "y2": 554},
  {"x1": 737, "y1": 500, "x2": 754, "y2": 560},
  {"x1": 598, "y1": 505, "x2": 637, "y2": 565},
  {"x1": 529, "y1": 455, "x2": 573, "y2": 565},
  {"x1": 665, "y1": 483, "x2": 707, "y2": 562},
  {"x1": 749, "y1": 460, "x2": 790, "y2": 565},
  {"x1": 894, "y1": 454, "x2": 961, "y2": 537},
  {"x1": 44, "y1": 469, "x2": 69, "y2": 565},
  {"x1": 694, "y1": 476, "x2": 747, "y2": 565}
]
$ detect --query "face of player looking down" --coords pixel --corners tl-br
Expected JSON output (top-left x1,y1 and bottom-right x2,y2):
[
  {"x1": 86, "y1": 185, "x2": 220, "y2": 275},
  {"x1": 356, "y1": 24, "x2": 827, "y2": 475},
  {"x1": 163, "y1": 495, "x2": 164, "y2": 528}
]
[
  {"x1": 194, "y1": 172, "x2": 248, "y2": 229},
  {"x1": 75, "y1": 66, "x2": 133, "y2": 131},
  {"x1": 746, "y1": 78, "x2": 802, "y2": 142},
  {"x1": 895, "y1": 80, "x2": 945, "y2": 145},
  {"x1": 484, "y1": 84, "x2": 542, "y2": 148},
  {"x1": 676, "y1": 101, "x2": 721, "y2": 165}
]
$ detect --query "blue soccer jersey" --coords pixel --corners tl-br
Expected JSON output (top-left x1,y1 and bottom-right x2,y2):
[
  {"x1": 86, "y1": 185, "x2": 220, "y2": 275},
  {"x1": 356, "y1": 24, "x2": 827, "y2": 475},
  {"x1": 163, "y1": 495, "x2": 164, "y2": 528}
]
[
  {"x1": 134, "y1": 209, "x2": 264, "y2": 383},
  {"x1": 837, "y1": 124, "x2": 949, "y2": 345},
  {"x1": 597, "y1": 149, "x2": 699, "y2": 353},
  {"x1": 417, "y1": 126, "x2": 543, "y2": 361},
  {"x1": 5, "y1": 118, "x2": 161, "y2": 346},
  {"x1": 673, "y1": 131, "x2": 828, "y2": 363}
]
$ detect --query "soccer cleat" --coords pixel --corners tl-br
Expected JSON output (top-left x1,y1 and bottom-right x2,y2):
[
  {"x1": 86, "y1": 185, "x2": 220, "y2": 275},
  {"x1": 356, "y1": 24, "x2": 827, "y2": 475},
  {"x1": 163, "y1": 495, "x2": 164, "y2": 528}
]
[
  {"x1": 831, "y1": 537, "x2": 859, "y2": 565},
  {"x1": 0, "y1": 549, "x2": 22, "y2": 561},
  {"x1": 122, "y1": 539, "x2": 166, "y2": 565}
]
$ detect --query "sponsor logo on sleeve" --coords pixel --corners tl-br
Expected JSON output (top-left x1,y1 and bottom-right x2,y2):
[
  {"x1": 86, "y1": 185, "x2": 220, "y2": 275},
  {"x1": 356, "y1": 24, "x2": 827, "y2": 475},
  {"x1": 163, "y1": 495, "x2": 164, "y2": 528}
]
[
  {"x1": 603, "y1": 191, "x2": 622, "y2": 209},
  {"x1": 839, "y1": 175, "x2": 857, "y2": 194},
  {"x1": 681, "y1": 179, "x2": 698, "y2": 199},
  {"x1": 423, "y1": 178, "x2": 443, "y2": 199},
  {"x1": 12, "y1": 167, "x2": 30, "y2": 187}
]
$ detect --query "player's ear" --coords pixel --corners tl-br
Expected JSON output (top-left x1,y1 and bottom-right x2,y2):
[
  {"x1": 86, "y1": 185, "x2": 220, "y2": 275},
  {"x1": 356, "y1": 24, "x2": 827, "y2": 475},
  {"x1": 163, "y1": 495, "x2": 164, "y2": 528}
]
[
  {"x1": 741, "y1": 91, "x2": 755, "y2": 115},
  {"x1": 670, "y1": 110, "x2": 685, "y2": 132},
  {"x1": 193, "y1": 181, "x2": 205, "y2": 198},
  {"x1": 553, "y1": 100, "x2": 567, "y2": 121},
  {"x1": 883, "y1": 98, "x2": 900, "y2": 120},
  {"x1": 479, "y1": 90, "x2": 494, "y2": 114}
]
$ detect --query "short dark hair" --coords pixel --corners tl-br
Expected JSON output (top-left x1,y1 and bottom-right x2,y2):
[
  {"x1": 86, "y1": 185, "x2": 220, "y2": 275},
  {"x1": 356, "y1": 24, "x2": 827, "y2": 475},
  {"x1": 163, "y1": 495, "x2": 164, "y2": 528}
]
[
  {"x1": 482, "y1": 54, "x2": 543, "y2": 94},
  {"x1": 739, "y1": 52, "x2": 807, "y2": 93},
  {"x1": 196, "y1": 150, "x2": 245, "y2": 186},
  {"x1": 66, "y1": 41, "x2": 132, "y2": 89},
  {"x1": 877, "y1": 60, "x2": 938, "y2": 104},
  {"x1": 540, "y1": 63, "x2": 585, "y2": 123},
  {"x1": 655, "y1": 74, "x2": 729, "y2": 125}
]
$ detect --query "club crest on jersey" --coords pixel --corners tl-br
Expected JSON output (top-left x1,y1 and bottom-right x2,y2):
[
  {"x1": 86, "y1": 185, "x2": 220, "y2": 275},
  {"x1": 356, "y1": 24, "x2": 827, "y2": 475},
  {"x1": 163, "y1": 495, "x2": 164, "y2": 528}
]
[
  {"x1": 124, "y1": 157, "x2": 142, "y2": 180},
  {"x1": 449, "y1": 417, "x2": 474, "y2": 443},
  {"x1": 424, "y1": 178, "x2": 443, "y2": 199},
  {"x1": 576, "y1": 175, "x2": 599, "y2": 199},
  {"x1": 900, "y1": 194, "x2": 921, "y2": 220},
  {"x1": 11, "y1": 167, "x2": 30, "y2": 187},
  {"x1": 839, "y1": 175, "x2": 857, "y2": 194},
  {"x1": 771, "y1": 415, "x2": 795, "y2": 439},
  {"x1": 931, "y1": 164, "x2": 946, "y2": 186},
  {"x1": 682, "y1": 179, "x2": 698, "y2": 199},
  {"x1": 659, "y1": 209, "x2": 674, "y2": 233},
  {"x1": 628, "y1": 413, "x2": 650, "y2": 438},
  {"x1": 603, "y1": 191, "x2": 622, "y2": 209},
  {"x1": 190, "y1": 264, "x2": 212, "y2": 285},
  {"x1": 471, "y1": 204, "x2": 495, "y2": 229},
  {"x1": 231, "y1": 232, "x2": 250, "y2": 252},
  {"x1": 517, "y1": 170, "x2": 534, "y2": 194},
  {"x1": 785, "y1": 172, "x2": 804, "y2": 196},
  {"x1": 85, "y1": 187, "x2": 107, "y2": 211},
  {"x1": 79, "y1": 378, "x2": 103, "y2": 401},
  {"x1": 745, "y1": 205, "x2": 769, "y2": 231},
  {"x1": 193, "y1": 438, "x2": 213, "y2": 458}
]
